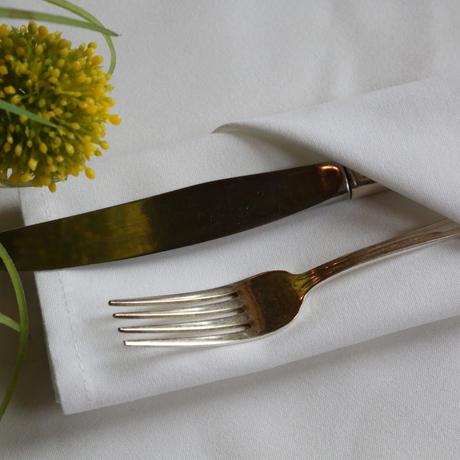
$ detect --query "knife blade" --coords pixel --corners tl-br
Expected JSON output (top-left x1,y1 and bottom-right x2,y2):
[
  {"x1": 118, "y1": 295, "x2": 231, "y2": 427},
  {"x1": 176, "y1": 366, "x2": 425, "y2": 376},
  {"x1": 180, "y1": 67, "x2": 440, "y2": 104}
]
[{"x1": 0, "y1": 163, "x2": 384, "y2": 271}]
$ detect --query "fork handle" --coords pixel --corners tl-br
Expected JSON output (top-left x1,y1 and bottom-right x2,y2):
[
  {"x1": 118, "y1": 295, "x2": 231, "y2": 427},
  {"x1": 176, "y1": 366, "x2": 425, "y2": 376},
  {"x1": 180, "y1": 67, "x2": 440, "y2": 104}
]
[{"x1": 306, "y1": 218, "x2": 460, "y2": 288}]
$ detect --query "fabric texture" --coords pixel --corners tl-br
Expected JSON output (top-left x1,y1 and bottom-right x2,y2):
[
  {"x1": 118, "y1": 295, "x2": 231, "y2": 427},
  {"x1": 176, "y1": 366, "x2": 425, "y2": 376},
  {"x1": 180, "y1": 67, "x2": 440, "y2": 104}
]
[{"x1": 2, "y1": 0, "x2": 460, "y2": 458}]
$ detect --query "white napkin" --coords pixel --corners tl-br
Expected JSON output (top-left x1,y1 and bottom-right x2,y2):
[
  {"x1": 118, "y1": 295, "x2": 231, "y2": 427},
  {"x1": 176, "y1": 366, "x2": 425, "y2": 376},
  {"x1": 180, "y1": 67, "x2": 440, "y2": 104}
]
[{"x1": 18, "y1": 72, "x2": 460, "y2": 414}]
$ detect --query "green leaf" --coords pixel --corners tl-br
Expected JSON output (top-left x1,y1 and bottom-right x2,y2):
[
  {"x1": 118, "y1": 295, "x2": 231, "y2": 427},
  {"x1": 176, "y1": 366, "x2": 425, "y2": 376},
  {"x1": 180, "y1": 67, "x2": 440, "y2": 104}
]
[
  {"x1": 0, "y1": 312, "x2": 20, "y2": 333},
  {"x1": 0, "y1": 7, "x2": 118, "y2": 36},
  {"x1": 0, "y1": 243, "x2": 28, "y2": 421},
  {"x1": 42, "y1": 0, "x2": 117, "y2": 74},
  {"x1": 0, "y1": 100, "x2": 57, "y2": 128}
]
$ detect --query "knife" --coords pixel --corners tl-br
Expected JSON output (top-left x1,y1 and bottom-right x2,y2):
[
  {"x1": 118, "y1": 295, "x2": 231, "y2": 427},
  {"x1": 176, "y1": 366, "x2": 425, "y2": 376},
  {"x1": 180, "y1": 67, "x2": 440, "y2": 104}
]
[{"x1": 0, "y1": 163, "x2": 385, "y2": 271}]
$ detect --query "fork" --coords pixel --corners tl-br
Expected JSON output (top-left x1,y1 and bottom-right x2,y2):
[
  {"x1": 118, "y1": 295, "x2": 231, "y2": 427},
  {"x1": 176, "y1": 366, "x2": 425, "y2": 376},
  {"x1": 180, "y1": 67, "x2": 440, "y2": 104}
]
[{"x1": 111, "y1": 218, "x2": 460, "y2": 347}]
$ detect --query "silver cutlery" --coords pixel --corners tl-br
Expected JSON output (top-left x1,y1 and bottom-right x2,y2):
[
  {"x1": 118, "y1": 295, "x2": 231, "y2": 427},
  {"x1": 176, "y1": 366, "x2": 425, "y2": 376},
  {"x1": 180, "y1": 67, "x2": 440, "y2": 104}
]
[
  {"x1": 0, "y1": 163, "x2": 383, "y2": 271},
  {"x1": 112, "y1": 218, "x2": 460, "y2": 347}
]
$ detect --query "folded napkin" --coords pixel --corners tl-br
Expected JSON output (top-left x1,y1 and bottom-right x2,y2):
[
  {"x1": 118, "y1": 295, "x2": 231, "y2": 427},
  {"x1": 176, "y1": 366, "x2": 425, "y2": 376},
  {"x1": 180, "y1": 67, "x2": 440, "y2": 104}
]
[{"x1": 19, "y1": 72, "x2": 460, "y2": 414}]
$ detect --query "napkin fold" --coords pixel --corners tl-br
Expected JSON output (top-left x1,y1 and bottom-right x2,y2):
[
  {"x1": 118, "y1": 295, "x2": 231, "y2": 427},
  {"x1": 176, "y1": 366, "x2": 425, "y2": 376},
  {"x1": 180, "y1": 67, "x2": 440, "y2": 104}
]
[{"x1": 19, "y1": 72, "x2": 460, "y2": 414}]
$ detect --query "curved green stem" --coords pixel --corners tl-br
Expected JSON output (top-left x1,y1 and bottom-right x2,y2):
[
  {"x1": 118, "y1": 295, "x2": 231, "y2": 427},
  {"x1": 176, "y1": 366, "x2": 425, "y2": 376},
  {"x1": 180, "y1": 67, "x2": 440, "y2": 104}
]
[
  {"x1": 0, "y1": 243, "x2": 28, "y2": 421},
  {"x1": 0, "y1": 7, "x2": 118, "y2": 36},
  {"x1": 42, "y1": 0, "x2": 117, "y2": 74},
  {"x1": 0, "y1": 312, "x2": 20, "y2": 332}
]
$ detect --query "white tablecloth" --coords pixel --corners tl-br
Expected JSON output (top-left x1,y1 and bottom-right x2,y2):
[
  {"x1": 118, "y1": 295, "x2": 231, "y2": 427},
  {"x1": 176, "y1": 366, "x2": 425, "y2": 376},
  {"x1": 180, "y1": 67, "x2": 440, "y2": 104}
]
[{"x1": 2, "y1": 0, "x2": 460, "y2": 458}]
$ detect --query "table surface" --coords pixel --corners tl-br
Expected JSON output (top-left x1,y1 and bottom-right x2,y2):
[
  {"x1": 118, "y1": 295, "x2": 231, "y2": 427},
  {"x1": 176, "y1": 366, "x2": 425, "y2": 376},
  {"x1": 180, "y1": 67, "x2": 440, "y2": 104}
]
[{"x1": 2, "y1": 1, "x2": 460, "y2": 458}]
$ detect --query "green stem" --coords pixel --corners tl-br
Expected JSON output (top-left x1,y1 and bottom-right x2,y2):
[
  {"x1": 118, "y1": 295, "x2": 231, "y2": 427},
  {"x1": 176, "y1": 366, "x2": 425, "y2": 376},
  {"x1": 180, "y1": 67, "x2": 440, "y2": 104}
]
[
  {"x1": 0, "y1": 312, "x2": 20, "y2": 332},
  {"x1": 0, "y1": 100, "x2": 57, "y2": 129},
  {"x1": 42, "y1": 0, "x2": 117, "y2": 74},
  {"x1": 0, "y1": 243, "x2": 28, "y2": 421},
  {"x1": 0, "y1": 8, "x2": 118, "y2": 36},
  {"x1": 0, "y1": 180, "x2": 33, "y2": 188}
]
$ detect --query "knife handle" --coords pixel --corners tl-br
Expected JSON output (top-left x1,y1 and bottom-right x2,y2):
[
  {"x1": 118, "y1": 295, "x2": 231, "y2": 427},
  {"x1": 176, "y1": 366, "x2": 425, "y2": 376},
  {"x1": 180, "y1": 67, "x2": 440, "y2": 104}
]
[{"x1": 343, "y1": 166, "x2": 387, "y2": 199}]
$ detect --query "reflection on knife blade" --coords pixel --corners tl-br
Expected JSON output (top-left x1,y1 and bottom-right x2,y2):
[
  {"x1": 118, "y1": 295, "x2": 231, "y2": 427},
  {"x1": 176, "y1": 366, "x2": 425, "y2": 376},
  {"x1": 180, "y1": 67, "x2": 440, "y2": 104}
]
[{"x1": 0, "y1": 163, "x2": 385, "y2": 271}]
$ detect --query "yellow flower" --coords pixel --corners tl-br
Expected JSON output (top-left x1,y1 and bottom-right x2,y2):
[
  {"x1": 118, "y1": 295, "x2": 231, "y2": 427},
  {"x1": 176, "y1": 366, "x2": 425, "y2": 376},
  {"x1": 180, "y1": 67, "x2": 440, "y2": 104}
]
[{"x1": 0, "y1": 22, "x2": 121, "y2": 192}]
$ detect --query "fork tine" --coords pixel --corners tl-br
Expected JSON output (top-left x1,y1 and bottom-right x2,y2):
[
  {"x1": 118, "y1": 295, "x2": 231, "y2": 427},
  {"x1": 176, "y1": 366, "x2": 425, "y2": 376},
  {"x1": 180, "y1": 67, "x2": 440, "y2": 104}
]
[
  {"x1": 118, "y1": 312, "x2": 250, "y2": 333},
  {"x1": 123, "y1": 330, "x2": 257, "y2": 347},
  {"x1": 109, "y1": 285, "x2": 236, "y2": 307},
  {"x1": 113, "y1": 298, "x2": 243, "y2": 319}
]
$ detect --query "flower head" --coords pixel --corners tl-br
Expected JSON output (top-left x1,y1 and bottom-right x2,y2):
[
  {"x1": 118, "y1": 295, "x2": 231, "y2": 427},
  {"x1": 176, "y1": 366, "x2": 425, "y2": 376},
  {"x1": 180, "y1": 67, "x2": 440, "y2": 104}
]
[{"x1": 0, "y1": 21, "x2": 121, "y2": 192}]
